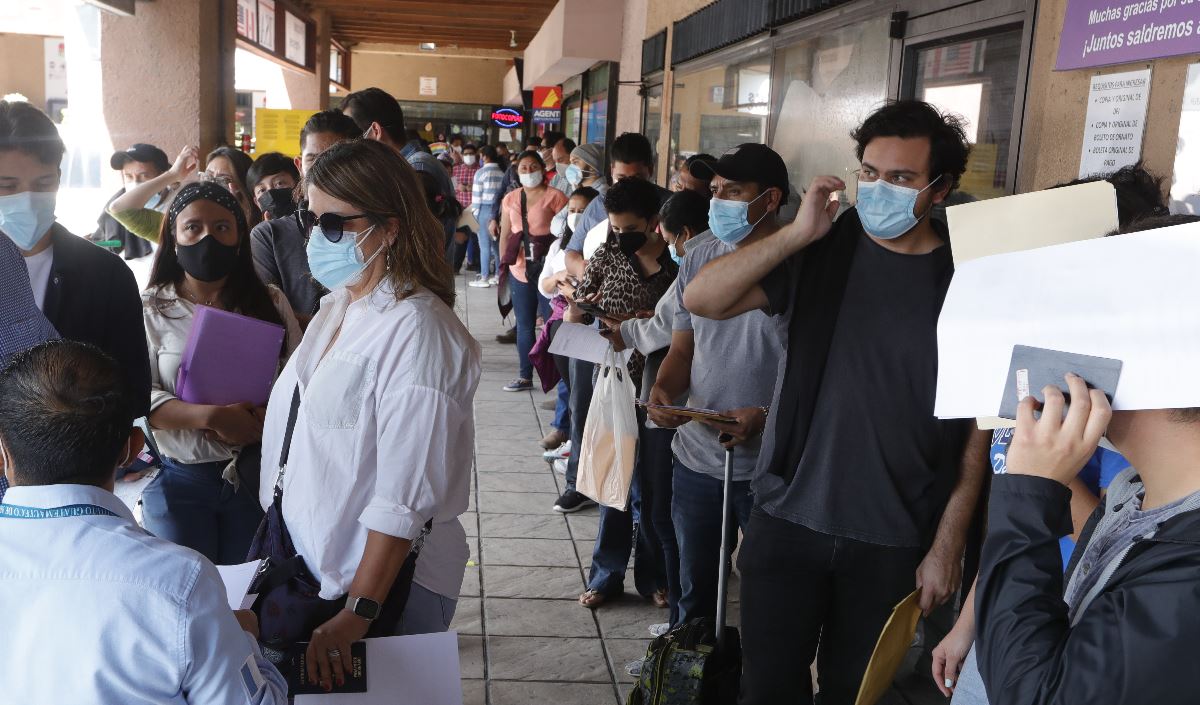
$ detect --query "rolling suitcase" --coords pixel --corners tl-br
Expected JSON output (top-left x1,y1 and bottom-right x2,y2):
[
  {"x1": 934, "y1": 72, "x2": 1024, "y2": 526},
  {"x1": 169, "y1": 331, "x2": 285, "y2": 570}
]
[{"x1": 628, "y1": 444, "x2": 742, "y2": 705}]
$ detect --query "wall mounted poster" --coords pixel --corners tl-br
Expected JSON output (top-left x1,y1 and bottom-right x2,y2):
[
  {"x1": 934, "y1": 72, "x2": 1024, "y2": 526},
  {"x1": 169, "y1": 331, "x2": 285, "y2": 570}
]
[
  {"x1": 1078, "y1": 68, "x2": 1151, "y2": 178},
  {"x1": 258, "y1": 0, "x2": 276, "y2": 52},
  {"x1": 285, "y1": 11, "x2": 306, "y2": 65},
  {"x1": 1057, "y1": 0, "x2": 1200, "y2": 70}
]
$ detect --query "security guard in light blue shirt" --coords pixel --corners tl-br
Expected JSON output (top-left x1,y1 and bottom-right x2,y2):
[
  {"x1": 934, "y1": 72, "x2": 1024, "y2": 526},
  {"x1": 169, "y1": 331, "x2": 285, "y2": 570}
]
[{"x1": 0, "y1": 340, "x2": 287, "y2": 704}]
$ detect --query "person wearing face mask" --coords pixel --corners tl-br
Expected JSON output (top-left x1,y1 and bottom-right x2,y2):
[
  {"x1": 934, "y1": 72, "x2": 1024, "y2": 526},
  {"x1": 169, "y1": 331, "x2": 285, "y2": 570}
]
[
  {"x1": 550, "y1": 142, "x2": 607, "y2": 239},
  {"x1": 469, "y1": 145, "x2": 506, "y2": 288},
  {"x1": 139, "y1": 182, "x2": 302, "y2": 565},
  {"x1": 497, "y1": 150, "x2": 569, "y2": 393},
  {"x1": 92, "y1": 143, "x2": 170, "y2": 260},
  {"x1": 683, "y1": 103, "x2": 986, "y2": 705},
  {"x1": 535, "y1": 186, "x2": 602, "y2": 457},
  {"x1": 677, "y1": 153, "x2": 717, "y2": 197},
  {"x1": 452, "y1": 143, "x2": 481, "y2": 272},
  {"x1": 645, "y1": 144, "x2": 791, "y2": 632},
  {"x1": 595, "y1": 189, "x2": 713, "y2": 631},
  {"x1": 565, "y1": 177, "x2": 678, "y2": 613},
  {"x1": 256, "y1": 140, "x2": 479, "y2": 689},
  {"x1": 0, "y1": 100, "x2": 151, "y2": 423},
  {"x1": 547, "y1": 136, "x2": 578, "y2": 195},
  {"x1": 250, "y1": 110, "x2": 361, "y2": 327},
  {"x1": 247, "y1": 152, "x2": 300, "y2": 222}
]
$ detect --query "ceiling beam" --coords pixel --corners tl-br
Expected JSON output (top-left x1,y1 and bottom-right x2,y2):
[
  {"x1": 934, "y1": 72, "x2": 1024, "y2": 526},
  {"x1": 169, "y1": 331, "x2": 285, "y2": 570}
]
[
  {"x1": 329, "y1": 12, "x2": 544, "y2": 28},
  {"x1": 308, "y1": 0, "x2": 556, "y2": 13},
  {"x1": 334, "y1": 32, "x2": 526, "y2": 49}
]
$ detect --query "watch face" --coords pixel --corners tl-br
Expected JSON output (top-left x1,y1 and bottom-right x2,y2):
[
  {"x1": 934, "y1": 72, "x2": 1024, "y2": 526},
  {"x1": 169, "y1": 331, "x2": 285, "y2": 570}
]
[{"x1": 351, "y1": 597, "x2": 381, "y2": 620}]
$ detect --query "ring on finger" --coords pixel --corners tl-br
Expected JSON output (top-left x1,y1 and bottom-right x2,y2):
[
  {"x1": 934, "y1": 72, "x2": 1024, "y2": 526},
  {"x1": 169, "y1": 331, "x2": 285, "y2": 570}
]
[{"x1": 327, "y1": 649, "x2": 342, "y2": 659}]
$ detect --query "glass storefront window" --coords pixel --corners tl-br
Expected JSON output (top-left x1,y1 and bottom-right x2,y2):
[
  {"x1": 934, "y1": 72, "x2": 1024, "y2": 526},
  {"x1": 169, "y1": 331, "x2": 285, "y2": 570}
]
[
  {"x1": 643, "y1": 84, "x2": 663, "y2": 176},
  {"x1": 909, "y1": 27, "x2": 1024, "y2": 201},
  {"x1": 564, "y1": 95, "x2": 582, "y2": 145},
  {"x1": 771, "y1": 15, "x2": 891, "y2": 201},
  {"x1": 670, "y1": 49, "x2": 771, "y2": 186},
  {"x1": 582, "y1": 64, "x2": 611, "y2": 146}
]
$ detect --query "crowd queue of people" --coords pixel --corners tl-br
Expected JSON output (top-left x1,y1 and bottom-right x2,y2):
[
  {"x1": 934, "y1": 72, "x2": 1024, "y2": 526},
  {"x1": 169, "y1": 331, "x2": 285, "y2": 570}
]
[{"x1": 2, "y1": 81, "x2": 1200, "y2": 704}]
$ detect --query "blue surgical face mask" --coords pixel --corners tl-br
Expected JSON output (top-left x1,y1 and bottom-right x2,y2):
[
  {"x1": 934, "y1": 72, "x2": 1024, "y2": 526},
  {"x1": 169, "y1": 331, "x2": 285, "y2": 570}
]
[
  {"x1": 0, "y1": 191, "x2": 57, "y2": 251},
  {"x1": 669, "y1": 246, "x2": 683, "y2": 266},
  {"x1": 306, "y1": 224, "x2": 382, "y2": 290},
  {"x1": 708, "y1": 190, "x2": 771, "y2": 245},
  {"x1": 855, "y1": 176, "x2": 941, "y2": 240},
  {"x1": 564, "y1": 164, "x2": 583, "y2": 184}
]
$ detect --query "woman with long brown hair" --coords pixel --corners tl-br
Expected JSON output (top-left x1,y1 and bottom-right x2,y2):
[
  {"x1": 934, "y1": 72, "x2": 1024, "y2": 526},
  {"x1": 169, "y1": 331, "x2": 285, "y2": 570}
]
[
  {"x1": 253, "y1": 139, "x2": 480, "y2": 689},
  {"x1": 141, "y1": 181, "x2": 302, "y2": 565}
]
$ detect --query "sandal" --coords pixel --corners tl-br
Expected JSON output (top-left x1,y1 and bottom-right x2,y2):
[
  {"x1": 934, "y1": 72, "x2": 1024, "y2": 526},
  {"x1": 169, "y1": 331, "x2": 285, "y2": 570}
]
[
  {"x1": 579, "y1": 589, "x2": 609, "y2": 609},
  {"x1": 652, "y1": 588, "x2": 669, "y2": 609}
]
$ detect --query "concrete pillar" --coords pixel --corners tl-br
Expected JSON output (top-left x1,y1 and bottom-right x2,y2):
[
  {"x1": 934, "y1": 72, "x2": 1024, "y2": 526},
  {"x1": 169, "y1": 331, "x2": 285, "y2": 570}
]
[
  {"x1": 99, "y1": 0, "x2": 236, "y2": 157},
  {"x1": 282, "y1": 8, "x2": 331, "y2": 111}
]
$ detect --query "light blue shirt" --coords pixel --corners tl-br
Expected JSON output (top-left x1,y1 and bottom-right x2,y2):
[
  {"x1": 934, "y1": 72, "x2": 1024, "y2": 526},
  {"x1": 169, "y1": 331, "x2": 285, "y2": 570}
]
[{"x1": 0, "y1": 483, "x2": 288, "y2": 704}]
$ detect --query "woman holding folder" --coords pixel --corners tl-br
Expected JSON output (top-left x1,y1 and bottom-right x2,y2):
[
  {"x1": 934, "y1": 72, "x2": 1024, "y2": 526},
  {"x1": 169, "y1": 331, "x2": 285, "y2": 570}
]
[
  {"x1": 141, "y1": 181, "x2": 302, "y2": 564},
  {"x1": 256, "y1": 139, "x2": 480, "y2": 691}
]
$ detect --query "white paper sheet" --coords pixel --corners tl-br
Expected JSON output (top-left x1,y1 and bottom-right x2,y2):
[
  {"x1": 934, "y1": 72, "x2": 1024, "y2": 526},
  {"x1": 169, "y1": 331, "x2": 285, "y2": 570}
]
[
  {"x1": 294, "y1": 632, "x2": 462, "y2": 705},
  {"x1": 946, "y1": 181, "x2": 1118, "y2": 266},
  {"x1": 548, "y1": 321, "x2": 633, "y2": 364},
  {"x1": 936, "y1": 222, "x2": 1200, "y2": 418},
  {"x1": 216, "y1": 561, "x2": 261, "y2": 611}
]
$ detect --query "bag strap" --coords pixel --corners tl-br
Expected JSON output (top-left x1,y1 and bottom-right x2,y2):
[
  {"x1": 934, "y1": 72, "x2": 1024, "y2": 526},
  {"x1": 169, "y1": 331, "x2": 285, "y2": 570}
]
[
  {"x1": 273, "y1": 385, "x2": 302, "y2": 495},
  {"x1": 520, "y1": 189, "x2": 532, "y2": 251}
]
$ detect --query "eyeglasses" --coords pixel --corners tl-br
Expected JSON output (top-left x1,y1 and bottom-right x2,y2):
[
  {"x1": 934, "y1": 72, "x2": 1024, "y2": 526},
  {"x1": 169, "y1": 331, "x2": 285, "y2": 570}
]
[
  {"x1": 199, "y1": 171, "x2": 235, "y2": 189},
  {"x1": 296, "y1": 208, "x2": 371, "y2": 243}
]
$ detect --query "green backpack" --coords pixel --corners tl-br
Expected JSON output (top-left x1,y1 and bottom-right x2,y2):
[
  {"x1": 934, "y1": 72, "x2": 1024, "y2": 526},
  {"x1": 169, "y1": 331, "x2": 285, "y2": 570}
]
[{"x1": 627, "y1": 619, "x2": 741, "y2": 705}]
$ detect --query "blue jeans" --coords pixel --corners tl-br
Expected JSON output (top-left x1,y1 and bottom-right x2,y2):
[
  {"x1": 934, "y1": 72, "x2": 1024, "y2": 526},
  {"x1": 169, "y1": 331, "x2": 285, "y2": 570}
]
[
  {"x1": 141, "y1": 450, "x2": 265, "y2": 565},
  {"x1": 553, "y1": 379, "x2": 570, "y2": 433},
  {"x1": 672, "y1": 458, "x2": 753, "y2": 625},
  {"x1": 587, "y1": 410, "x2": 667, "y2": 598},
  {"x1": 396, "y1": 583, "x2": 458, "y2": 636},
  {"x1": 476, "y1": 207, "x2": 498, "y2": 277},
  {"x1": 565, "y1": 357, "x2": 595, "y2": 491},
  {"x1": 509, "y1": 274, "x2": 537, "y2": 381},
  {"x1": 642, "y1": 426, "x2": 680, "y2": 625}
]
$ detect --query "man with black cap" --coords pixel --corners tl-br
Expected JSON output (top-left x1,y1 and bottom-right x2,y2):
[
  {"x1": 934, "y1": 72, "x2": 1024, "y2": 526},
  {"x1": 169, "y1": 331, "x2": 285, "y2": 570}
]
[
  {"x1": 91, "y1": 143, "x2": 170, "y2": 259},
  {"x1": 645, "y1": 143, "x2": 790, "y2": 628}
]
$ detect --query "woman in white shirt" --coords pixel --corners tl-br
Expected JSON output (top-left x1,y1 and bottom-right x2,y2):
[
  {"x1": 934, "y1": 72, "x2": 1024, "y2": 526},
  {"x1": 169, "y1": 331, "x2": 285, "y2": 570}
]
[
  {"x1": 141, "y1": 181, "x2": 302, "y2": 565},
  {"x1": 258, "y1": 139, "x2": 480, "y2": 690}
]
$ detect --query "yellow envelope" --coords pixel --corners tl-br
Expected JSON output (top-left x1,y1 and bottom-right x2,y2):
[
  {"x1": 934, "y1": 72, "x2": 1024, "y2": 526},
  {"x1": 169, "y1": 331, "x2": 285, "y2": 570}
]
[{"x1": 854, "y1": 590, "x2": 922, "y2": 705}]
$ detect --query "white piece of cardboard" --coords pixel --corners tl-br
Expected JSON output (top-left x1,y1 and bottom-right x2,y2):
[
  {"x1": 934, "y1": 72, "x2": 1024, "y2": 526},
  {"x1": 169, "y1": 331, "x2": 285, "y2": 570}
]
[
  {"x1": 582, "y1": 218, "x2": 610, "y2": 260},
  {"x1": 1079, "y1": 68, "x2": 1152, "y2": 179},
  {"x1": 946, "y1": 181, "x2": 1118, "y2": 266},
  {"x1": 294, "y1": 632, "x2": 462, "y2": 705},
  {"x1": 1170, "y1": 62, "x2": 1200, "y2": 215},
  {"x1": 935, "y1": 222, "x2": 1200, "y2": 418},
  {"x1": 216, "y1": 560, "x2": 261, "y2": 611},
  {"x1": 548, "y1": 321, "x2": 633, "y2": 364}
]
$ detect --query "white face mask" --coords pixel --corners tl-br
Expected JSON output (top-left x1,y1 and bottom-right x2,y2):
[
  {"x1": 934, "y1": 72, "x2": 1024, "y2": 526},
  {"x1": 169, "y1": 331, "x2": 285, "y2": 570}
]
[
  {"x1": 519, "y1": 171, "x2": 544, "y2": 189},
  {"x1": 567, "y1": 212, "x2": 581, "y2": 231},
  {"x1": 463, "y1": 155, "x2": 477, "y2": 166}
]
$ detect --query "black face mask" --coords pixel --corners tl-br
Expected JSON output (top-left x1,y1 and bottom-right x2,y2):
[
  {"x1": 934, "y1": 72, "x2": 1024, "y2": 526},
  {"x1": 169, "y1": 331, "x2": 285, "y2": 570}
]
[
  {"x1": 258, "y1": 187, "x2": 298, "y2": 220},
  {"x1": 616, "y1": 231, "x2": 648, "y2": 256},
  {"x1": 176, "y1": 235, "x2": 239, "y2": 282}
]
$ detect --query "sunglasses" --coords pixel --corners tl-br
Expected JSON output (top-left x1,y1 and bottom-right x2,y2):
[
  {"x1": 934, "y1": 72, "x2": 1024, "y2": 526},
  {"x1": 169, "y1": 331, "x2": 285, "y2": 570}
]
[{"x1": 296, "y1": 208, "x2": 371, "y2": 243}]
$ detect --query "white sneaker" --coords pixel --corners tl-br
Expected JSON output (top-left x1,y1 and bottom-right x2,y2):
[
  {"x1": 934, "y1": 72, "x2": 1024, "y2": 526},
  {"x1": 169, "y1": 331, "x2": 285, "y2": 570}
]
[
  {"x1": 543, "y1": 440, "x2": 572, "y2": 461},
  {"x1": 488, "y1": 275, "x2": 499, "y2": 285},
  {"x1": 625, "y1": 659, "x2": 644, "y2": 677},
  {"x1": 552, "y1": 457, "x2": 568, "y2": 475},
  {"x1": 648, "y1": 622, "x2": 670, "y2": 638},
  {"x1": 468, "y1": 278, "x2": 492, "y2": 288}
]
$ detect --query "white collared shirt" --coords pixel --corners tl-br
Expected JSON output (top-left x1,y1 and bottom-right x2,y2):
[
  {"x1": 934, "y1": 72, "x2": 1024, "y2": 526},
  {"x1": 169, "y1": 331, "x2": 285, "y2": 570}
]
[
  {"x1": 259, "y1": 281, "x2": 481, "y2": 600},
  {"x1": 0, "y1": 483, "x2": 287, "y2": 704}
]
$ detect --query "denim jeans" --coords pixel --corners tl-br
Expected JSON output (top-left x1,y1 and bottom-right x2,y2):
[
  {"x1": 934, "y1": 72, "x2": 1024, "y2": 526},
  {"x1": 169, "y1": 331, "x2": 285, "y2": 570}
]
[
  {"x1": 141, "y1": 450, "x2": 265, "y2": 565},
  {"x1": 552, "y1": 379, "x2": 570, "y2": 433},
  {"x1": 736, "y1": 509, "x2": 924, "y2": 705},
  {"x1": 586, "y1": 456, "x2": 666, "y2": 598},
  {"x1": 465, "y1": 228, "x2": 479, "y2": 265},
  {"x1": 395, "y1": 583, "x2": 458, "y2": 636},
  {"x1": 476, "y1": 207, "x2": 498, "y2": 277},
  {"x1": 508, "y1": 274, "x2": 537, "y2": 381},
  {"x1": 672, "y1": 459, "x2": 753, "y2": 626},
  {"x1": 565, "y1": 357, "x2": 595, "y2": 491},
  {"x1": 642, "y1": 426, "x2": 680, "y2": 624}
]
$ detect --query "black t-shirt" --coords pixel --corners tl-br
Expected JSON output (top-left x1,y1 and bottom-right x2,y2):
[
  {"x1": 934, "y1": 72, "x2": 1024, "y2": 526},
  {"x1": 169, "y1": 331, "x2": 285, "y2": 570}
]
[{"x1": 755, "y1": 215, "x2": 968, "y2": 548}]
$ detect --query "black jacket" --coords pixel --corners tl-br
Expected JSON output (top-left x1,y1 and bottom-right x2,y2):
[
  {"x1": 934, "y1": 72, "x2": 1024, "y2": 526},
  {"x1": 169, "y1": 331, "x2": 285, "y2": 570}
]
[
  {"x1": 43, "y1": 225, "x2": 151, "y2": 417},
  {"x1": 976, "y1": 473, "x2": 1200, "y2": 704},
  {"x1": 88, "y1": 189, "x2": 154, "y2": 260}
]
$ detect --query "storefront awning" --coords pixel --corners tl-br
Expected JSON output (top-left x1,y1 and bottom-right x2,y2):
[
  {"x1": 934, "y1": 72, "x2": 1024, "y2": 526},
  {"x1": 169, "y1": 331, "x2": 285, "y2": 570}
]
[{"x1": 522, "y1": 0, "x2": 624, "y2": 88}]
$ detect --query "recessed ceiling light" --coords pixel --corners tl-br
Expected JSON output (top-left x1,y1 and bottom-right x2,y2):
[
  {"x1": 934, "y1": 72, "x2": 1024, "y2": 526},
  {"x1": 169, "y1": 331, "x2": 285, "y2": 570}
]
[{"x1": 419, "y1": 42, "x2": 436, "y2": 51}]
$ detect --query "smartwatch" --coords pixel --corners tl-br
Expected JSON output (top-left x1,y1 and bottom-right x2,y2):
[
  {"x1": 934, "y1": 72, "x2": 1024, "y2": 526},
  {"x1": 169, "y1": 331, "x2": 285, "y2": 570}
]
[{"x1": 345, "y1": 596, "x2": 381, "y2": 622}]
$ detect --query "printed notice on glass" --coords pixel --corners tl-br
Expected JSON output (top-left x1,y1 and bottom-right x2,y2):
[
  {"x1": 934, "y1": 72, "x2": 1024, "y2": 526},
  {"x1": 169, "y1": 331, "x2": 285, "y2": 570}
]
[
  {"x1": 1078, "y1": 68, "x2": 1151, "y2": 178},
  {"x1": 1171, "y1": 63, "x2": 1200, "y2": 214}
]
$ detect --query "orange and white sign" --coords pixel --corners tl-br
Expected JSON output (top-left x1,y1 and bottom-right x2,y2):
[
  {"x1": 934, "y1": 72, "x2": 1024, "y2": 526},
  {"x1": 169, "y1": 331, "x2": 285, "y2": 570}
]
[{"x1": 532, "y1": 86, "x2": 562, "y2": 125}]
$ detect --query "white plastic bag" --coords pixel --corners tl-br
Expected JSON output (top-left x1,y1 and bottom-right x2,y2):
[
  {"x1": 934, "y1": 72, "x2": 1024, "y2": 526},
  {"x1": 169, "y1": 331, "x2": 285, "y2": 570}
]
[{"x1": 576, "y1": 348, "x2": 639, "y2": 510}]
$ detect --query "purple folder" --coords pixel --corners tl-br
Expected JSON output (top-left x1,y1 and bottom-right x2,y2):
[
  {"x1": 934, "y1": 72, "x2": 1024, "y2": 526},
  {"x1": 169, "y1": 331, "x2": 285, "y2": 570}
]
[{"x1": 176, "y1": 305, "x2": 286, "y2": 407}]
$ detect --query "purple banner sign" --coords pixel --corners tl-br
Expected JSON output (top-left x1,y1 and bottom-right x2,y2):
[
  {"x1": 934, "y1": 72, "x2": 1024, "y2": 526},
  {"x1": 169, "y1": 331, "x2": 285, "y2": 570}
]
[{"x1": 1056, "y1": 0, "x2": 1200, "y2": 71}]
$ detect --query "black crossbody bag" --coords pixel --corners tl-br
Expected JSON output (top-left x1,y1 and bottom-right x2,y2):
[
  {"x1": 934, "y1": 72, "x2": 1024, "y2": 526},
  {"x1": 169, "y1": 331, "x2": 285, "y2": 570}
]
[{"x1": 246, "y1": 385, "x2": 431, "y2": 660}]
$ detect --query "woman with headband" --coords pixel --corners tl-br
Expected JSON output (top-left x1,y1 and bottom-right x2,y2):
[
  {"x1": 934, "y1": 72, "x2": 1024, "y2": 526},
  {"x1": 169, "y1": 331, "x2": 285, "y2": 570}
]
[{"x1": 140, "y1": 181, "x2": 302, "y2": 564}]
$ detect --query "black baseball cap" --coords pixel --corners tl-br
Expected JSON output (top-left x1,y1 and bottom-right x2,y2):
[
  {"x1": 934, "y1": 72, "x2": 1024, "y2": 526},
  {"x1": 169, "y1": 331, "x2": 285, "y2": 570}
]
[
  {"x1": 110, "y1": 143, "x2": 170, "y2": 173},
  {"x1": 690, "y1": 143, "x2": 790, "y2": 200}
]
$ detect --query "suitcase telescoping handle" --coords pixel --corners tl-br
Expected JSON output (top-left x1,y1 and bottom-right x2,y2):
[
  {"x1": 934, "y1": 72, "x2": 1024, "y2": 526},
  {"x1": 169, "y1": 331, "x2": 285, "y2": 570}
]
[{"x1": 715, "y1": 442, "x2": 734, "y2": 651}]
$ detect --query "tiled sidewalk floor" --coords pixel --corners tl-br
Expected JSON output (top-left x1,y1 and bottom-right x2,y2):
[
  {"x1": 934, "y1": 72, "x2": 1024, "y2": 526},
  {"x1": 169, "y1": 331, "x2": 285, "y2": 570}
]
[{"x1": 451, "y1": 275, "x2": 946, "y2": 705}]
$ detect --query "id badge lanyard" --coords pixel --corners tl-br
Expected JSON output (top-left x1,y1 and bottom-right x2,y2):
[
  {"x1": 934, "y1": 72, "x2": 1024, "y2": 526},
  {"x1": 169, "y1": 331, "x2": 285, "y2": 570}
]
[{"x1": 0, "y1": 503, "x2": 118, "y2": 519}]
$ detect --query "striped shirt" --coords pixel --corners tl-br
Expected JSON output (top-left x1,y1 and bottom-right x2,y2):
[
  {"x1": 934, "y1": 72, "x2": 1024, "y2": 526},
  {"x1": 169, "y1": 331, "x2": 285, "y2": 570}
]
[{"x1": 472, "y1": 162, "x2": 505, "y2": 217}]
